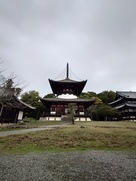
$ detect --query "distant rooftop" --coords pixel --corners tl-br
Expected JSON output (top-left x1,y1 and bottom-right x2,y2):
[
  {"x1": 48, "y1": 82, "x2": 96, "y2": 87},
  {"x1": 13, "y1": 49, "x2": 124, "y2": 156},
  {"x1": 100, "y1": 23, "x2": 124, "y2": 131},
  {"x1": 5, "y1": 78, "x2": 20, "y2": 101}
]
[{"x1": 117, "y1": 91, "x2": 136, "y2": 99}]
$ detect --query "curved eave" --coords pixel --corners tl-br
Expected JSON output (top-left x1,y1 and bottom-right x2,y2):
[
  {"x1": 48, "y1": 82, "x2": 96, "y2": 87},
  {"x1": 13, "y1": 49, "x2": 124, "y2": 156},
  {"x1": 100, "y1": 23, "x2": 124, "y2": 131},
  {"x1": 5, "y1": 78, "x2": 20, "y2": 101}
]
[
  {"x1": 49, "y1": 79, "x2": 87, "y2": 96},
  {"x1": 49, "y1": 77, "x2": 86, "y2": 83},
  {"x1": 0, "y1": 97, "x2": 36, "y2": 110},
  {"x1": 18, "y1": 99, "x2": 36, "y2": 110},
  {"x1": 109, "y1": 98, "x2": 123, "y2": 105},
  {"x1": 40, "y1": 97, "x2": 95, "y2": 108},
  {"x1": 114, "y1": 103, "x2": 136, "y2": 110}
]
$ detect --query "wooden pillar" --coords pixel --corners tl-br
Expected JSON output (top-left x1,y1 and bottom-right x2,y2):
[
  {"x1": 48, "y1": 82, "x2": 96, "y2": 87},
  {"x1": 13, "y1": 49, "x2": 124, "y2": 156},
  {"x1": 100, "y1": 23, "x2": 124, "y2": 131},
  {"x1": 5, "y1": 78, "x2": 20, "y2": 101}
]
[
  {"x1": 0, "y1": 105, "x2": 4, "y2": 116},
  {"x1": 0, "y1": 105, "x2": 4, "y2": 125},
  {"x1": 14, "y1": 109, "x2": 19, "y2": 124}
]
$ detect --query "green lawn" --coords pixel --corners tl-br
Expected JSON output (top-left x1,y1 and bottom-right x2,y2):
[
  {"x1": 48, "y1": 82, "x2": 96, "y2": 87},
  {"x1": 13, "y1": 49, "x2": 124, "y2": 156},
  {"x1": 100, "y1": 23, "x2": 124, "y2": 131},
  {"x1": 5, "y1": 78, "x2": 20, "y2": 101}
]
[
  {"x1": 0, "y1": 121, "x2": 136, "y2": 154},
  {"x1": 0, "y1": 119, "x2": 63, "y2": 131}
]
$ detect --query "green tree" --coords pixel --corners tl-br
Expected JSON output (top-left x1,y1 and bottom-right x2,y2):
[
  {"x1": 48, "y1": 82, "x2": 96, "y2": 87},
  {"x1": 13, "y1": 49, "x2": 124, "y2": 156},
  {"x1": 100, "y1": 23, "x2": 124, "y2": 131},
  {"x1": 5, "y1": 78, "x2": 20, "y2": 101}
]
[
  {"x1": 92, "y1": 104, "x2": 119, "y2": 121},
  {"x1": 87, "y1": 97, "x2": 103, "y2": 120},
  {"x1": 97, "y1": 91, "x2": 116, "y2": 104},
  {"x1": 44, "y1": 93, "x2": 55, "y2": 98},
  {"x1": 21, "y1": 90, "x2": 44, "y2": 119},
  {"x1": 80, "y1": 91, "x2": 97, "y2": 99}
]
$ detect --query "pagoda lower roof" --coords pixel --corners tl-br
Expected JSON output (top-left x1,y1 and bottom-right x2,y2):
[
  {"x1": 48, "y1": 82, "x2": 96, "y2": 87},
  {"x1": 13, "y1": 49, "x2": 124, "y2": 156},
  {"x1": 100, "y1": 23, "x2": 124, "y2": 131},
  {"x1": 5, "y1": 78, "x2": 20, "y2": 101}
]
[{"x1": 40, "y1": 97, "x2": 95, "y2": 108}]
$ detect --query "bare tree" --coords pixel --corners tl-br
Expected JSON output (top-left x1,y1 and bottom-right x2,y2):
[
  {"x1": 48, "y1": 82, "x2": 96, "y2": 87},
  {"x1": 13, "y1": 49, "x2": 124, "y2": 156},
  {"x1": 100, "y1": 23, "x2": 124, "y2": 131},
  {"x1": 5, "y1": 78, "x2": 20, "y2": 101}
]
[
  {"x1": 0, "y1": 61, "x2": 24, "y2": 102},
  {"x1": 0, "y1": 61, "x2": 5, "y2": 86},
  {"x1": 0, "y1": 61, "x2": 29, "y2": 124}
]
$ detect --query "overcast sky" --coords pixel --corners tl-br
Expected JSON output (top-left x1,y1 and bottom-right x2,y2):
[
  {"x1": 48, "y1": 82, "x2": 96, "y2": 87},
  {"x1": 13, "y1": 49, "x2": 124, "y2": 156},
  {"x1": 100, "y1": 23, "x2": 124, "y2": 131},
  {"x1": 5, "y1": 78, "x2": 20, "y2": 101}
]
[{"x1": 0, "y1": 0, "x2": 136, "y2": 97}]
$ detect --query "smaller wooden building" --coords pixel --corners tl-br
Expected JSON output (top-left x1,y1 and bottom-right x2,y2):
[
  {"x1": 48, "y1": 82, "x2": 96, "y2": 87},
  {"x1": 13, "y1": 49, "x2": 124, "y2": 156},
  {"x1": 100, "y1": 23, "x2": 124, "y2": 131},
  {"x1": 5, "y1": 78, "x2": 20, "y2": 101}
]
[
  {"x1": 109, "y1": 91, "x2": 136, "y2": 120},
  {"x1": 0, "y1": 95, "x2": 35, "y2": 124}
]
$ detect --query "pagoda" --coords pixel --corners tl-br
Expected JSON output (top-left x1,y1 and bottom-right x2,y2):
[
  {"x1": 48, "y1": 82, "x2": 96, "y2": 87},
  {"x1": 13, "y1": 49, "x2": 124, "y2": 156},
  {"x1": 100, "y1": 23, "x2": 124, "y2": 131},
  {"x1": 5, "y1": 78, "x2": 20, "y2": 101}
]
[{"x1": 40, "y1": 63, "x2": 95, "y2": 121}]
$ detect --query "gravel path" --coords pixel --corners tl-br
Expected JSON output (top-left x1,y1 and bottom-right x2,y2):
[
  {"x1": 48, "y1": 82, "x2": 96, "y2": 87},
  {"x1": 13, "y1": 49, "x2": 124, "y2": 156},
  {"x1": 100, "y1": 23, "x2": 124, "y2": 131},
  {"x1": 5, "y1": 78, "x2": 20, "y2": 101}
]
[{"x1": 0, "y1": 151, "x2": 136, "y2": 181}]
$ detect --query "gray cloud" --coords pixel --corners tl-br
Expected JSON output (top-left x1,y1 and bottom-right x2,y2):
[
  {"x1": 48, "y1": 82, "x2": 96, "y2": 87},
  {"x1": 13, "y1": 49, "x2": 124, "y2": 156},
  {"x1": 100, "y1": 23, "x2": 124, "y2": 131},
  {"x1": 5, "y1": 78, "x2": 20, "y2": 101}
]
[{"x1": 0, "y1": 0, "x2": 136, "y2": 96}]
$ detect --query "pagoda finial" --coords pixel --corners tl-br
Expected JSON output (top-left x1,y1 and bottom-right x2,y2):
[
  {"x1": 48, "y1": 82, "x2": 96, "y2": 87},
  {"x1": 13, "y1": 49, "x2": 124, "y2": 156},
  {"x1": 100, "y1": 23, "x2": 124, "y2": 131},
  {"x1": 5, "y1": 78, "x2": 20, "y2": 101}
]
[{"x1": 66, "y1": 63, "x2": 69, "y2": 79}]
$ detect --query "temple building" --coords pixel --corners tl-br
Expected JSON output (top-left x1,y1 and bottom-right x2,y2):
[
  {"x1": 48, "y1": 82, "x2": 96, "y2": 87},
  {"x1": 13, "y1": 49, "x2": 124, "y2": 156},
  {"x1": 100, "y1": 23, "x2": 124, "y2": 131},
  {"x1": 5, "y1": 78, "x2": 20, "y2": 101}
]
[
  {"x1": 0, "y1": 94, "x2": 35, "y2": 124},
  {"x1": 40, "y1": 63, "x2": 95, "y2": 121},
  {"x1": 109, "y1": 91, "x2": 136, "y2": 120}
]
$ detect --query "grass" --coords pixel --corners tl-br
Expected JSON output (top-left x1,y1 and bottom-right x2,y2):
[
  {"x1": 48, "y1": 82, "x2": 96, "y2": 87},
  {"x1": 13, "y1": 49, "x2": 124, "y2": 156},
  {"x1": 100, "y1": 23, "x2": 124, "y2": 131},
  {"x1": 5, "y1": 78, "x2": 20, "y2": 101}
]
[
  {"x1": 0, "y1": 121, "x2": 136, "y2": 154},
  {"x1": 0, "y1": 119, "x2": 63, "y2": 131}
]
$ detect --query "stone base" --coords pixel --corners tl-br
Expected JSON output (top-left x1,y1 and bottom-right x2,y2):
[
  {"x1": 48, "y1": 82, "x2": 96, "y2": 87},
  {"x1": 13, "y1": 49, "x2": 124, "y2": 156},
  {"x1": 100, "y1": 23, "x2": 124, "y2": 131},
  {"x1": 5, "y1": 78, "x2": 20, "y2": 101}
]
[
  {"x1": 39, "y1": 117, "x2": 61, "y2": 121},
  {"x1": 39, "y1": 117, "x2": 91, "y2": 121},
  {"x1": 75, "y1": 117, "x2": 91, "y2": 121}
]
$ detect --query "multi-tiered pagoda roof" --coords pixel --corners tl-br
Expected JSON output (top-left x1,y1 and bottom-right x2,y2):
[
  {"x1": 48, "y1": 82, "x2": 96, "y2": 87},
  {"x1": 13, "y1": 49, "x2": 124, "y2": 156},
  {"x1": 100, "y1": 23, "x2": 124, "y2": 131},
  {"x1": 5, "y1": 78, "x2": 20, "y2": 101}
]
[{"x1": 48, "y1": 63, "x2": 87, "y2": 96}]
